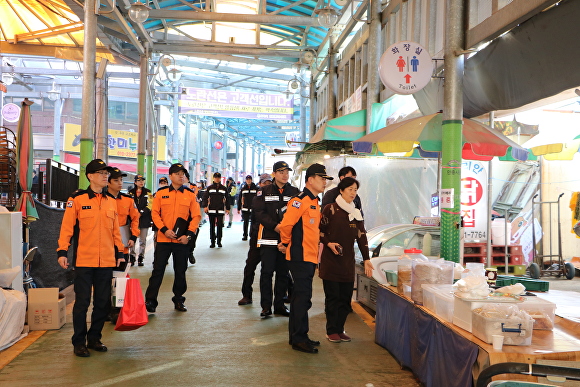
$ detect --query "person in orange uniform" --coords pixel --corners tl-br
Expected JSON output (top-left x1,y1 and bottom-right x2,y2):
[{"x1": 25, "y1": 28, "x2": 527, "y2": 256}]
[
  {"x1": 145, "y1": 163, "x2": 201, "y2": 313},
  {"x1": 279, "y1": 164, "x2": 333, "y2": 354},
  {"x1": 107, "y1": 168, "x2": 140, "y2": 261},
  {"x1": 57, "y1": 159, "x2": 125, "y2": 358}
]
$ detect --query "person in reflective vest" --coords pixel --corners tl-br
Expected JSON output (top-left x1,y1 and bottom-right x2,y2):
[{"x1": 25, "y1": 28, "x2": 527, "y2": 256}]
[
  {"x1": 238, "y1": 174, "x2": 258, "y2": 241},
  {"x1": 202, "y1": 172, "x2": 230, "y2": 248}
]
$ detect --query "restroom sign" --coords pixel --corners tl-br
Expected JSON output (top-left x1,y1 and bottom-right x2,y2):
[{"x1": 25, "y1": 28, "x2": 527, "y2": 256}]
[{"x1": 378, "y1": 41, "x2": 432, "y2": 95}]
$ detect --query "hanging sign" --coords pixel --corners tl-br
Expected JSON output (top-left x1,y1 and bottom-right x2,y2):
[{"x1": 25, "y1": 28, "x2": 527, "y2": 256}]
[
  {"x1": 461, "y1": 160, "x2": 488, "y2": 241},
  {"x1": 439, "y1": 188, "x2": 454, "y2": 209},
  {"x1": 1, "y1": 103, "x2": 20, "y2": 122},
  {"x1": 379, "y1": 41, "x2": 433, "y2": 95},
  {"x1": 285, "y1": 131, "x2": 301, "y2": 149}
]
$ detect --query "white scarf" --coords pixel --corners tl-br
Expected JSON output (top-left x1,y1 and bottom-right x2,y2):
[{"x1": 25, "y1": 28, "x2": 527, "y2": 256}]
[{"x1": 335, "y1": 195, "x2": 363, "y2": 221}]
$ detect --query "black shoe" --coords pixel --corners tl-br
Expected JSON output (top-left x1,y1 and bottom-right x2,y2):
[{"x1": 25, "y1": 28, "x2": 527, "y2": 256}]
[
  {"x1": 210, "y1": 242, "x2": 215, "y2": 248},
  {"x1": 87, "y1": 340, "x2": 107, "y2": 352},
  {"x1": 129, "y1": 255, "x2": 136, "y2": 266},
  {"x1": 138, "y1": 256, "x2": 144, "y2": 266},
  {"x1": 292, "y1": 342, "x2": 318, "y2": 354},
  {"x1": 174, "y1": 302, "x2": 187, "y2": 312},
  {"x1": 274, "y1": 307, "x2": 290, "y2": 317},
  {"x1": 217, "y1": 241, "x2": 222, "y2": 248},
  {"x1": 227, "y1": 222, "x2": 232, "y2": 228},
  {"x1": 238, "y1": 297, "x2": 252, "y2": 305},
  {"x1": 282, "y1": 296, "x2": 290, "y2": 304},
  {"x1": 188, "y1": 253, "x2": 196, "y2": 264},
  {"x1": 260, "y1": 309, "x2": 272, "y2": 318},
  {"x1": 145, "y1": 301, "x2": 156, "y2": 313},
  {"x1": 73, "y1": 344, "x2": 90, "y2": 357},
  {"x1": 242, "y1": 236, "x2": 248, "y2": 241},
  {"x1": 288, "y1": 338, "x2": 321, "y2": 346}
]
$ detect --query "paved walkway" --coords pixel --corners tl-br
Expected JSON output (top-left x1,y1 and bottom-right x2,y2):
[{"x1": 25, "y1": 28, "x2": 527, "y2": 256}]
[{"x1": 0, "y1": 220, "x2": 419, "y2": 387}]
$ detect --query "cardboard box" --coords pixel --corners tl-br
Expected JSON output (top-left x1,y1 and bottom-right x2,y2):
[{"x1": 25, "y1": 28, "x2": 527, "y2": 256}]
[{"x1": 27, "y1": 288, "x2": 66, "y2": 330}]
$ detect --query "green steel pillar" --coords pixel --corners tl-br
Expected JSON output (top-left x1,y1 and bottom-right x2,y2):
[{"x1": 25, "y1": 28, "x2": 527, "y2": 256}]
[
  {"x1": 146, "y1": 154, "x2": 154, "y2": 191},
  {"x1": 441, "y1": 0, "x2": 465, "y2": 263},
  {"x1": 137, "y1": 54, "x2": 147, "y2": 176}
]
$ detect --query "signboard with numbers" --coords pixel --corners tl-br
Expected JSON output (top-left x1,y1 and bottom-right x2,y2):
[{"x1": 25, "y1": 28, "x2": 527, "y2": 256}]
[
  {"x1": 461, "y1": 160, "x2": 488, "y2": 241},
  {"x1": 378, "y1": 41, "x2": 433, "y2": 95}
]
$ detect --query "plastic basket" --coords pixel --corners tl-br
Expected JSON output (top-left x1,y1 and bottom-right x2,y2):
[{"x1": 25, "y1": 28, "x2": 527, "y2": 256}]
[{"x1": 384, "y1": 270, "x2": 397, "y2": 287}]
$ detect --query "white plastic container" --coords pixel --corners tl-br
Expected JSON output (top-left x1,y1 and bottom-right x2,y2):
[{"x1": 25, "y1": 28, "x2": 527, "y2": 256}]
[
  {"x1": 397, "y1": 248, "x2": 425, "y2": 294},
  {"x1": 411, "y1": 258, "x2": 454, "y2": 304},
  {"x1": 518, "y1": 296, "x2": 557, "y2": 331},
  {"x1": 471, "y1": 304, "x2": 533, "y2": 346},
  {"x1": 422, "y1": 284, "x2": 455, "y2": 322},
  {"x1": 452, "y1": 296, "x2": 520, "y2": 332},
  {"x1": 491, "y1": 218, "x2": 512, "y2": 245}
]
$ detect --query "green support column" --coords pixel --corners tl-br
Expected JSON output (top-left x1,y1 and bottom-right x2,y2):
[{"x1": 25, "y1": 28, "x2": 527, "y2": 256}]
[
  {"x1": 137, "y1": 153, "x2": 145, "y2": 177},
  {"x1": 79, "y1": 139, "x2": 93, "y2": 188},
  {"x1": 440, "y1": 120, "x2": 462, "y2": 262},
  {"x1": 146, "y1": 154, "x2": 154, "y2": 191}
]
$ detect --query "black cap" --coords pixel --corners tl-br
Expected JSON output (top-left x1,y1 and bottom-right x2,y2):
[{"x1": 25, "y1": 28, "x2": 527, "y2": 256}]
[
  {"x1": 273, "y1": 161, "x2": 292, "y2": 172},
  {"x1": 134, "y1": 174, "x2": 145, "y2": 181},
  {"x1": 245, "y1": 174, "x2": 253, "y2": 180},
  {"x1": 108, "y1": 167, "x2": 127, "y2": 181},
  {"x1": 305, "y1": 164, "x2": 334, "y2": 180},
  {"x1": 159, "y1": 176, "x2": 168, "y2": 184},
  {"x1": 213, "y1": 172, "x2": 221, "y2": 178},
  {"x1": 169, "y1": 163, "x2": 187, "y2": 175},
  {"x1": 85, "y1": 159, "x2": 112, "y2": 177}
]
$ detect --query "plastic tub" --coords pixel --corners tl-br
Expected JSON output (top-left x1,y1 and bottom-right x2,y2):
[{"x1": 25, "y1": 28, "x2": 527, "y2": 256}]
[
  {"x1": 385, "y1": 270, "x2": 398, "y2": 287},
  {"x1": 422, "y1": 284, "x2": 455, "y2": 322},
  {"x1": 518, "y1": 297, "x2": 556, "y2": 330},
  {"x1": 491, "y1": 218, "x2": 512, "y2": 245},
  {"x1": 471, "y1": 304, "x2": 533, "y2": 346}
]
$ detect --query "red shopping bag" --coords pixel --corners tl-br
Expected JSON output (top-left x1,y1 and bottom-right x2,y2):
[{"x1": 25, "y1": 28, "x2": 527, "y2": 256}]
[{"x1": 115, "y1": 278, "x2": 148, "y2": 331}]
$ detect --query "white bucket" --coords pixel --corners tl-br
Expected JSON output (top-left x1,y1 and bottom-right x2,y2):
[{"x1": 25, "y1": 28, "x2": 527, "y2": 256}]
[{"x1": 491, "y1": 218, "x2": 512, "y2": 245}]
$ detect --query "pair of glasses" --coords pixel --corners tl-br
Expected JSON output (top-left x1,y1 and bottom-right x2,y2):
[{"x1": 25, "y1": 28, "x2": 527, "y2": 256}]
[{"x1": 94, "y1": 170, "x2": 110, "y2": 176}]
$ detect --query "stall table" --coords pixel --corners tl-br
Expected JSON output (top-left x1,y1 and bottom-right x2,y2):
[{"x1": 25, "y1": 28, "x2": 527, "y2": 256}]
[{"x1": 375, "y1": 284, "x2": 580, "y2": 386}]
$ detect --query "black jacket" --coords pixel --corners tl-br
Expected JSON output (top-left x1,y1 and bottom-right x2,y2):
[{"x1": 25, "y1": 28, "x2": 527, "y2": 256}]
[
  {"x1": 238, "y1": 182, "x2": 258, "y2": 211},
  {"x1": 128, "y1": 186, "x2": 152, "y2": 228},
  {"x1": 253, "y1": 181, "x2": 300, "y2": 246},
  {"x1": 202, "y1": 183, "x2": 230, "y2": 214}
]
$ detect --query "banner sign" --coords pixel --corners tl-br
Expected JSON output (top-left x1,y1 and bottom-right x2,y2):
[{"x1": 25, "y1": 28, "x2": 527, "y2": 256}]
[
  {"x1": 64, "y1": 123, "x2": 166, "y2": 160},
  {"x1": 179, "y1": 87, "x2": 294, "y2": 120},
  {"x1": 461, "y1": 160, "x2": 488, "y2": 241}
]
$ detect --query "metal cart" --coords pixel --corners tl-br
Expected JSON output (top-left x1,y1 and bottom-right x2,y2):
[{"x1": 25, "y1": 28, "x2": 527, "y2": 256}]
[
  {"x1": 476, "y1": 362, "x2": 580, "y2": 387},
  {"x1": 529, "y1": 193, "x2": 576, "y2": 280}
]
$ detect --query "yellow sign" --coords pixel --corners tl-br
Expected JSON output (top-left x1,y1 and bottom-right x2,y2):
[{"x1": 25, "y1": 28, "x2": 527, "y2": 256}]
[{"x1": 64, "y1": 123, "x2": 166, "y2": 160}]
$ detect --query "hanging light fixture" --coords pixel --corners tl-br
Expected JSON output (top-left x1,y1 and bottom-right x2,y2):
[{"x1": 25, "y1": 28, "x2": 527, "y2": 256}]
[
  {"x1": 128, "y1": 1, "x2": 150, "y2": 23},
  {"x1": 46, "y1": 82, "x2": 61, "y2": 101},
  {"x1": 315, "y1": 4, "x2": 339, "y2": 28},
  {"x1": 2, "y1": 73, "x2": 14, "y2": 86},
  {"x1": 167, "y1": 67, "x2": 182, "y2": 83}
]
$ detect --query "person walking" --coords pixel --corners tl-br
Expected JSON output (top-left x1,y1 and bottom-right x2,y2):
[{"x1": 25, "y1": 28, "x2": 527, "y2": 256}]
[
  {"x1": 253, "y1": 161, "x2": 299, "y2": 318},
  {"x1": 238, "y1": 173, "x2": 272, "y2": 306},
  {"x1": 321, "y1": 166, "x2": 363, "y2": 211},
  {"x1": 238, "y1": 174, "x2": 258, "y2": 241},
  {"x1": 57, "y1": 159, "x2": 125, "y2": 357},
  {"x1": 319, "y1": 177, "x2": 374, "y2": 343},
  {"x1": 202, "y1": 172, "x2": 230, "y2": 248},
  {"x1": 183, "y1": 170, "x2": 199, "y2": 265},
  {"x1": 144, "y1": 163, "x2": 201, "y2": 313},
  {"x1": 197, "y1": 181, "x2": 207, "y2": 225},
  {"x1": 128, "y1": 174, "x2": 152, "y2": 266},
  {"x1": 278, "y1": 163, "x2": 333, "y2": 354},
  {"x1": 226, "y1": 177, "x2": 237, "y2": 228}
]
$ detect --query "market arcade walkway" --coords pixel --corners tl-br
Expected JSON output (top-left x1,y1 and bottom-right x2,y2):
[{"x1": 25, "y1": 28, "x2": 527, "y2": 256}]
[{"x1": 0, "y1": 222, "x2": 419, "y2": 387}]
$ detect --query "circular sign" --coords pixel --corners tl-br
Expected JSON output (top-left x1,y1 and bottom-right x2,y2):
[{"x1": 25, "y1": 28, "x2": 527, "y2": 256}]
[
  {"x1": 460, "y1": 177, "x2": 483, "y2": 206},
  {"x1": 1, "y1": 103, "x2": 21, "y2": 122},
  {"x1": 378, "y1": 41, "x2": 432, "y2": 95},
  {"x1": 213, "y1": 141, "x2": 224, "y2": 150}
]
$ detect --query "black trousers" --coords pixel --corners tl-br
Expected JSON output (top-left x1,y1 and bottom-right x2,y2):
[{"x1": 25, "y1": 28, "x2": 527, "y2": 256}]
[
  {"x1": 145, "y1": 242, "x2": 189, "y2": 307},
  {"x1": 188, "y1": 228, "x2": 199, "y2": 252},
  {"x1": 287, "y1": 260, "x2": 316, "y2": 345},
  {"x1": 259, "y1": 246, "x2": 289, "y2": 311},
  {"x1": 72, "y1": 267, "x2": 113, "y2": 346},
  {"x1": 208, "y1": 214, "x2": 224, "y2": 242},
  {"x1": 241, "y1": 243, "x2": 260, "y2": 299},
  {"x1": 241, "y1": 211, "x2": 252, "y2": 238},
  {"x1": 322, "y1": 279, "x2": 354, "y2": 335}
]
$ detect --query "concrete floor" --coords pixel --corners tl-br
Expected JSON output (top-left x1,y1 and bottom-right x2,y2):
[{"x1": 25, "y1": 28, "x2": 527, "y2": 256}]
[{"x1": 0, "y1": 219, "x2": 420, "y2": 387}]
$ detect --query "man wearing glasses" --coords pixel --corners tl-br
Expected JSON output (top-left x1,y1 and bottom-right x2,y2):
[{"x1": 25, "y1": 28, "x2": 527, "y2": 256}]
[{"x1": 57, "y1": 159, "x2": 125, "y2": 357}]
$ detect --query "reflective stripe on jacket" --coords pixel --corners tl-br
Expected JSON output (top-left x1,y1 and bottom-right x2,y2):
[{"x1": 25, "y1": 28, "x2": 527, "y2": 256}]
[
  {"x1": 254, "y1": 181, "x2": 300, "y2": 246},
  {"x1": 57, "y1": 187, "x2": 124, "y2": 267},
  {"x1": 279, "y1": 188, "x2": 321, "y2": 264}
]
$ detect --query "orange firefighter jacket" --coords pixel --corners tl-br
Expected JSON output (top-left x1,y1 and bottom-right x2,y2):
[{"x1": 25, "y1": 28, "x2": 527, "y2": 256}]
[
  {"x1": 110, "y1": 191, "x2": 140, "y2": 253},
  {"x1": 57, "y1": 187, "x2": 124, "y2": 267},
  {"x1": 279, "y1": 188, "x2": 321, "y2": 264},
  {"x1": 152, "y1": 184, "x2": 201, "y2": 243}
]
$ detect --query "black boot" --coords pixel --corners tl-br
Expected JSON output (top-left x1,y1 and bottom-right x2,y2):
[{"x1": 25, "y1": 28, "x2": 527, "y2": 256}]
[
  {"x1": 138, "y1": 255, "x2": 144, "y2": 266},
  {"x1": 210, "y1": 241, "x2": 215, "y2": 248},
  {"x1": 227, "y1": 222, "x2": 232, "y2": 228},
  {"x1": 217, "y1": 240, "x2": 222, "y2": 248},
  {"x1": 129, "y1": 254, "x2": 136, "y2": 266}
]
